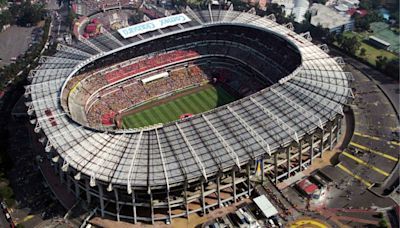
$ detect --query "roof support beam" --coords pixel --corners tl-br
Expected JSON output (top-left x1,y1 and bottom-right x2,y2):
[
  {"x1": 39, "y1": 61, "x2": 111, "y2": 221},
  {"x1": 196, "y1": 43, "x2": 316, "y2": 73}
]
[
  {"x1": 286, "y1": 82, "x2": 344, "y2": 116},
  {"x1": 300, "y1": 31, "x2": 312, "y2": 41},
  {"x1": 96, "y1": 134, "x2": 124, "y2": 187},
  {"x1": 202, "y1": 114, "x2": 241, "y2": 169},
  {"x1": 266, "y1": 14, "x2": 276, "y2": 22},
  {"x1": 226, "y1": 106, "x2": 272, "y2": 156},
  {"x1": 270, "y1": 88, "x2": 323, "y2": 129},
  {"x1": 57, "y1": 43, "x2": 91, "y2": 57},
  {"x1": 39, "y1": 56, "x2": 80, "y2": 64},
  {"x1": 284, "y1": 22, "x2": 294, "y2": 31},
  {"x1": 155, "y1": 129, "x2": 170, "y2": 190},
  {"x1": 293, "y1": 76, "x2": 354, "y2": 98},
  {"x1": 175, "y1": 123, "x2": 207, "y2": 181},
  {"x1": 250, "y1": 97, "x2": 299, "y2": 143},
  {"x1": 208, "y1": 4, "x2": 213, "y2": 23},
  {"x1": 186, "y1": 6, "x2": 203, "y2": 24},
  {"x1": 127, "y1": 131, "x2": 143, "y2": 194},
  {"x1": 318, "y1": 44, "x2": 330, "y2": 53},
  {"x1": 102, "y1": 28, "x2": 125, "y2": 47},
  {"x1": 79, "y1": 36, "x2": 104, "y2": 53}
]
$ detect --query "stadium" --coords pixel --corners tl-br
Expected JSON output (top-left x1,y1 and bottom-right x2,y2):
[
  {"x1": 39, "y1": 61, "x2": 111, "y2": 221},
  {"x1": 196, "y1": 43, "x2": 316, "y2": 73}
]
[{"x1": 25, "y1": 8, "x2": 353, "y2": 224}]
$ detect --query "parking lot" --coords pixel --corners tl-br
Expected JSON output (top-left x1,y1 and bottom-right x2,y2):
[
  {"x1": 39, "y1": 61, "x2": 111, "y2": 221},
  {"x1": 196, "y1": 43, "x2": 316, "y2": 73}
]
[{"x1": 0, "y1": 26, "x2": 39, "y2": 68}]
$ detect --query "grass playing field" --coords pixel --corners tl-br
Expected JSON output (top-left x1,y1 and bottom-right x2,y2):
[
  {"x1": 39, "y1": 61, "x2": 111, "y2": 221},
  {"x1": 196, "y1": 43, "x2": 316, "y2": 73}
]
[{"x1": 121, "y1": 85, "x2": 236, "y2": 129}]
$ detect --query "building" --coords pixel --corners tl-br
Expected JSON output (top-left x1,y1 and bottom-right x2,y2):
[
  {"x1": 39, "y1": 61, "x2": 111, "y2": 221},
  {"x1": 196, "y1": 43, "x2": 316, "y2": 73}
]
[
  {"x1": 310, "y1": 3, "x2": 354, "y2": 33},
  {"x1": 271, "y1": 0, "x2": 309, "y2": 23},
  {"x1": 368, "y1": 36, "x2": 391, "y2": 50}
]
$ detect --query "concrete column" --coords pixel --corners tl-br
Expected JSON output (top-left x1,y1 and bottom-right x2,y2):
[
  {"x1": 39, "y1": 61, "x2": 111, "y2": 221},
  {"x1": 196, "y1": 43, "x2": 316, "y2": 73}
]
[
  {"x1": 74, "y1": 179, "x2": 80, "y2": 198},
  {"x1": 131, "y1": 191, "x2": 137, "y2": 224},
  {"x1": 200, "y1": 181, "x2": 206, "y2": 215},
  {"x1": 319, "y1": 129, "x2": 324, "y2": 157},
  {"x1": 150, "y1": 191, "x2": 154, "y2": 224},
  {"x1": 336, "y1": 122, "x2": 340, "y2": 143},
  {"x1": 114, "y1": 189, "x2": 120, "y2": 221},
  {"x1": 98, "y1": 184, "x2": 105, "y2": 217},
  {"x1": 67, "y1": 174, "x2": 72, "y2": 193},
  {"x1": 85, "y1": 178, "x2": 91, "y2": 204},
  {"x1": 286, "y1": 147, "x2": 291, "y2": 178},
  {"x1": 260, "y1": 158, "x2": 264, "y2": 183},
  {"x1": 274, "y1": 153, "x2": 278, "y2": 185},
  {"x1": 298, "y1": 141, "x2": 303, "y2": 172},
  {"x1": 232, "y1": 169, "x2": 237, "y2": 202},
  {"x1": 247, "y1": 164, "x2": 251, "y2": 196},
  {"x1": 337, "y1": 118, "x2": 342, "y2": 136},
  {"x1": 329, "y1": 124, "x2": 334, "y2": 150},
  {"x1": 167, "y1": 190, "x2": 172, "y2": 223},
  {"x1": 184, "y1": 183, "x2": 189, "y2": 217},
  {"x1": 310, "y1": 135, "x2": 315, "y2": 164},
  {"x1": 59, "y1": 163, "x2": 64, "y2": 184},
  {"x1": 216, "y1": 177, "x2": 221, "y2": 208}
]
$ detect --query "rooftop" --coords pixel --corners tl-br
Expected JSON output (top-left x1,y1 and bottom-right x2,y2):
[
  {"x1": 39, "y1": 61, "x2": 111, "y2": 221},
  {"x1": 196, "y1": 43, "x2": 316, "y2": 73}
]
[{"x1": 310, "y1": 4, "x2": 353, "y2": 30}]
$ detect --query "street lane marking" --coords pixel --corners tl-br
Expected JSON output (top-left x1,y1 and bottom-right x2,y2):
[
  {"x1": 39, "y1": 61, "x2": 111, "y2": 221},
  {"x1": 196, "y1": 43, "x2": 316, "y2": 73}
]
[
  {"x1": 337, "y1": 163, "x2": 372, "y2": 187},
  {"x1": 15, "y1": 214, "x2": 35, "y2": 225},
  {"x1": 342, "y1": 151, "x2": 389, "y2": 176},
  {"x1": 354, "y1": 132, "x2": 400, "y2": 147},
  {"x1": 350, "y1": 142, "x2": 398, "y2": 162}
]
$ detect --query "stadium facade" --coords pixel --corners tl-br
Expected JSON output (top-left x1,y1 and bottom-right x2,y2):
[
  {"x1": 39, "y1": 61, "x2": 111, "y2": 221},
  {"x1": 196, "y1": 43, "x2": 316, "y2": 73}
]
[{"x1": 25, "y1": 8, "x2": 353, "y2": 224}]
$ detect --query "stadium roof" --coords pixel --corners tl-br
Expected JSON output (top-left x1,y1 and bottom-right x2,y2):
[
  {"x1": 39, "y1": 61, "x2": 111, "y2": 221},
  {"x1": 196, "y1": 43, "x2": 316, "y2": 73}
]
[{"x1": 26, "y1": 9, "x2": 352, "y2": 190}]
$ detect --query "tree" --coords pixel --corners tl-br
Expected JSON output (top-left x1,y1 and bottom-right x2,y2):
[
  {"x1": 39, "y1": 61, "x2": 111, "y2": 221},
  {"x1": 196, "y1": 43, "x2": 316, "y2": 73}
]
[
  {"x1": 359, "y1": 47, "x2": 366, "y2": 56},
  {"x1": 359, "y1": 0, "x2": 380, "y2": 10},
  {"x1": 266, "y1": 3, "x2": 287, "y2": 24},
  {"x1": 378, "y1": 219, "x2": 388, "y2": 228},
  {"x1": 340, "y1": 36, "x2": 360, "y2": 54},
  {"x1": 354, "y1": 14, "x2": 370, "y2": 31},
  {"x1": 376, "y1": 55, "x2": 388, "y2": 70},
  {"x1": 9, "y1": 1, "x2": 46, "y2": 27},
  {"x1": 383, "y1": 59, "x2": 400, "y2": 80}
]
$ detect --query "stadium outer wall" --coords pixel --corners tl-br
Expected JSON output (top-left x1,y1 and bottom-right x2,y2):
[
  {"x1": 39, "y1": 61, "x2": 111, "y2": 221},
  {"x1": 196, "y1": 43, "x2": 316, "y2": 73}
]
[{"x1": 46, "y1": 117, "x2": 343, "y2": 223}]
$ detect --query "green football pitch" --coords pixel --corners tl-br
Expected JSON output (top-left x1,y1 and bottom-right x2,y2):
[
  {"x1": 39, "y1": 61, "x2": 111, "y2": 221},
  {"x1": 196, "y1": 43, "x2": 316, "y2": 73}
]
[{"x1": 121, "y1": 85, "x2": 236, "y2": 129}]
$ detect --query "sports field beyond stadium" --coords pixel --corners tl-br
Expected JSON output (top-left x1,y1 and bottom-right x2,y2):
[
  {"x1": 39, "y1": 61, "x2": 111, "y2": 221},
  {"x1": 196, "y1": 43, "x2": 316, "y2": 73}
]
[{"x1": 122, "y1": 85, "x2": 236, "y2": 128}]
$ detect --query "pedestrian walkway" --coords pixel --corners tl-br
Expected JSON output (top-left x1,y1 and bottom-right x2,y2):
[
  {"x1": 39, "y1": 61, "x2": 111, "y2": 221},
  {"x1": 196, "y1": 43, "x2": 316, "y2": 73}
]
[
  {"x1": 336, "y1": 163, "x2": 372, "y2": 187},
  {"x1": 289, "y1": 218, "x2": 330, "y2": 228},
  {"x1": 350, "y1": 142, "x2": 398, "y2": 162},
  {"x1": 342, "y1": 151, "x2": 389, "y2": 176},
  {"x1": 354, "y1": 132, "x2": 400, "y2": 147}
]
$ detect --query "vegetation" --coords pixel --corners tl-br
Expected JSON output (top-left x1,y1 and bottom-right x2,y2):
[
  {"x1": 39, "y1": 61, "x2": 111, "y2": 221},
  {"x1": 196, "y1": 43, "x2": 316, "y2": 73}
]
[
  {"x1": 353, "y1": 12, "x2": 383, "y2": 31},
  {"x1": 122, "y1": 85, "x2": 235, "y2": 128},
  {"x1": 336, "y1": 35, "x2": 360, "y2": 54},
  {"x1": 0, "y1": 1, "x2": 46, "y2": 28},
  {"x1": 333, "y1": 31, "x2": 399, "y2": 79},
  {"x1": 378, "y1": 218, "x2": 388, "y2": 228}
]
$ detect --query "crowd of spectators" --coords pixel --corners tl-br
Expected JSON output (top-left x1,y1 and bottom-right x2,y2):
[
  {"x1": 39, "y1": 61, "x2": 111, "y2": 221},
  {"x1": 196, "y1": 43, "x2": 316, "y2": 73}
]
[
  {"x1": 65, "y1": 26, "x2": 302, "y2": 127},
  {"x1": 104, "y1": 50, "x2": 199, "y2": 83},
  {"x1": 85, "y1": 64, "x2": 207, "y2": 126}
]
